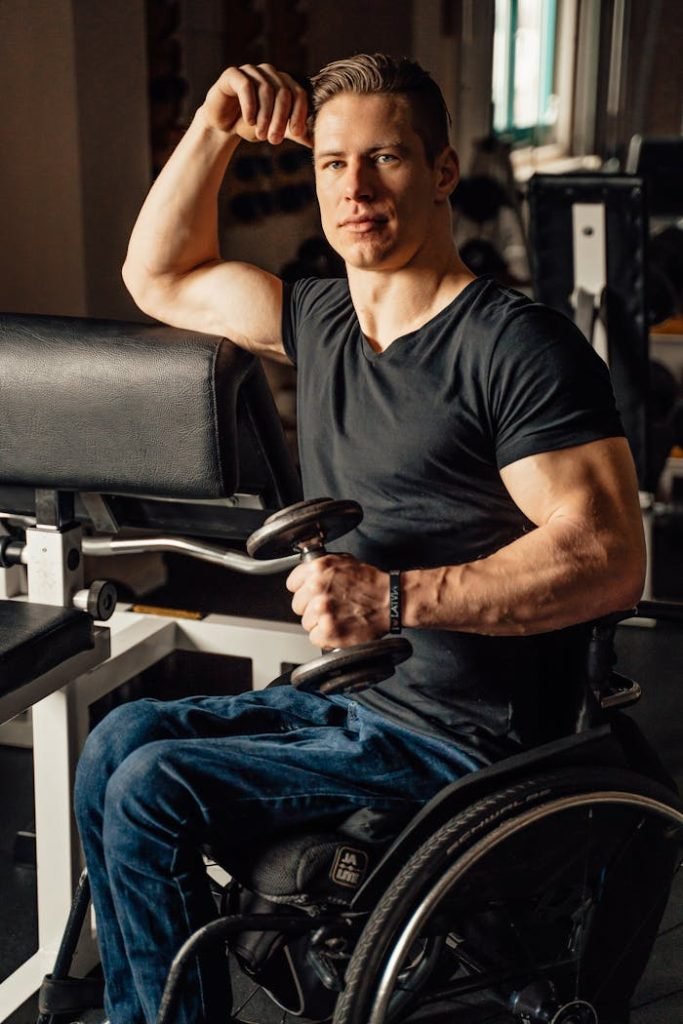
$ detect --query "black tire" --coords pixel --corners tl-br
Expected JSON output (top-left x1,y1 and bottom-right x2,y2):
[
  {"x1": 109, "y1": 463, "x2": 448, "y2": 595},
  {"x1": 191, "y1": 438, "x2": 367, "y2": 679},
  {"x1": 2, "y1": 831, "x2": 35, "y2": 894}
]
[{"x1": 333, "y1": 767, "x2": 683, "y2": 1024}]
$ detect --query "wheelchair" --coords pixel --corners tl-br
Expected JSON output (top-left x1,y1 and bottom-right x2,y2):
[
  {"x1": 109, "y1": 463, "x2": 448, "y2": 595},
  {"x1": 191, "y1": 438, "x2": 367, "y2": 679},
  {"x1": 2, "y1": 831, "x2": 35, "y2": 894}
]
[
  {"x1": 142, "y1": 616, "x2": 683, "y2": 1024},
  {"x1": 0, "y1": 314, "x2": 679, "y2": 1024}
]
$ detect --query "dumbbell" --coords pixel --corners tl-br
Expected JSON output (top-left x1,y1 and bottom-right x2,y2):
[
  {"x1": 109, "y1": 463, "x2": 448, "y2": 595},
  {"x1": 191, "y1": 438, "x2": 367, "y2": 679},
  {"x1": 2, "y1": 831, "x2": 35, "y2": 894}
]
[{"x1": 247, "y1": 498, "x2": 412, "y2": 694}]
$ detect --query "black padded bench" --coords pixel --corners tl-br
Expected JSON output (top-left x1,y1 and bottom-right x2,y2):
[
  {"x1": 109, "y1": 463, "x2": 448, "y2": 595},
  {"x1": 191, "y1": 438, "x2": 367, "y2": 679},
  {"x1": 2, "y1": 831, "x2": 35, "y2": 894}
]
[
  {"x1": 0, "y1": 603, "x2": 95, "y2": 696},
  {"x1": 0, "y1": 312, "x2": 301, "y2": 541}
]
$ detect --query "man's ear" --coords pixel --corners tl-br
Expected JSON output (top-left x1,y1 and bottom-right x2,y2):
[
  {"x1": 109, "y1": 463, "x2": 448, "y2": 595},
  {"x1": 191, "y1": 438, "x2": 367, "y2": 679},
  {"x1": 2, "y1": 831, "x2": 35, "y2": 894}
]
[{"x1": 435, "y1": 146, "x2": 460, "y2": 200}]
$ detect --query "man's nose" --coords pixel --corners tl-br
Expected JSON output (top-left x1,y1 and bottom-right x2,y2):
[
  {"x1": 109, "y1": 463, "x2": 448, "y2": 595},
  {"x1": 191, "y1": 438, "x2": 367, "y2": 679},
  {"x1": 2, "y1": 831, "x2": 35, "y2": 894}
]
[{"x1": 344, "y1": 160, "x2": 375, "y2": 201}]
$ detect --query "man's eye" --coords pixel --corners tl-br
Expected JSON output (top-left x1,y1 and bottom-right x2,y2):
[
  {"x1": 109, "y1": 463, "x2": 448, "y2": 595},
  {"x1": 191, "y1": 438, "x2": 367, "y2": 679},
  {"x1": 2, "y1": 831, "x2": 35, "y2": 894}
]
[
  {"x1": 376, "y1": 154, "x2": 397, "y2": 164},
  {"x1": 325, "y1": 160, "x2": 344, "y2": 170}
]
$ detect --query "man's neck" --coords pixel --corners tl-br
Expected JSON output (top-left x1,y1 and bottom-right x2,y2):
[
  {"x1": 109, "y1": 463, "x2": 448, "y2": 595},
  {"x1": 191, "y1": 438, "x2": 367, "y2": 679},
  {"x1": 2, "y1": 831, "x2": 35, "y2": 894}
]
[{"x1": 347, "y1": 257, "x2": 476, "y2": 353}]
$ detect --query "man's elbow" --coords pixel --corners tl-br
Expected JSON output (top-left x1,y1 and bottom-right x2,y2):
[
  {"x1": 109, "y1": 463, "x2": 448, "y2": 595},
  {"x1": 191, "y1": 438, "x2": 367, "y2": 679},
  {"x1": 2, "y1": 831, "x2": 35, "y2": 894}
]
[
  {"x1": 121, "y1": 260, "x2": 169, "y2": 320},
  {"x1": 122, "y1": 257, "x2": 146, "y2": 305},
  {"x1": 614, "y1": 563, "x2": 646, "y2": 611},
  {"x1": 607, "y1": 537, "x2": 647, "y2": 612}
]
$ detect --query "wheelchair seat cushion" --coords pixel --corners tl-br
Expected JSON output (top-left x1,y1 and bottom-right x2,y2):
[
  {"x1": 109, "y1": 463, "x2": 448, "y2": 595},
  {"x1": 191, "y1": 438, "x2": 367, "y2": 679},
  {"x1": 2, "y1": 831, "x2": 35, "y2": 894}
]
[
  {"x1": 225, "y1": 829, "x2": 381, "y2": 1016},
  {"x1": 221, "y1": 828, "x2": 377, "y2": 908}
]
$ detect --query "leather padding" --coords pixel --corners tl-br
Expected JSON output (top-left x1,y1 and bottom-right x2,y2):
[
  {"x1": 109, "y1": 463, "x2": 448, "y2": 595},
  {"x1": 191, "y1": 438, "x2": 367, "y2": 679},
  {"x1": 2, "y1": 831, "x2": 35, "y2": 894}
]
[
  {"x1": 0, "y1": 313, "x2": 295, "y2": 501},
  {"x1": 0, "y1": 600, "x2": 94, "y2": 694}
]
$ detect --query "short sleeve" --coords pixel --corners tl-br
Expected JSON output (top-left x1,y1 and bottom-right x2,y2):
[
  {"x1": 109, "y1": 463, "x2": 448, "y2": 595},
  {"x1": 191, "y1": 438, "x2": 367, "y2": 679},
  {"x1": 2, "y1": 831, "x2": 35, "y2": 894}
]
[
  {"x1": 487, "y1": 306, "x2": 625, "y2": 469},
  {"x1": 281, "y1": 277, "x2": 347, "y2": 367},
  {"x1": 281, "y1": 281, "x2": 299, "y2": 367}
]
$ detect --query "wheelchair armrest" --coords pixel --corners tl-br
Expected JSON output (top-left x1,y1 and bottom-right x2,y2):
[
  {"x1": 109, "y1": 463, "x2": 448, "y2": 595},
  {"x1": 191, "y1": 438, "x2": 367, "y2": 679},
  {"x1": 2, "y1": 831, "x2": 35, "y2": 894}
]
[
  {"x1": 589, "y1": 609, "x2": 638, "y2": 629},
  {"x1": 598, "y1": 671, "x2": 642, "y2": 710},
  {"x1": 586, "y1": 608, "x2": 637, "y2": 693}
]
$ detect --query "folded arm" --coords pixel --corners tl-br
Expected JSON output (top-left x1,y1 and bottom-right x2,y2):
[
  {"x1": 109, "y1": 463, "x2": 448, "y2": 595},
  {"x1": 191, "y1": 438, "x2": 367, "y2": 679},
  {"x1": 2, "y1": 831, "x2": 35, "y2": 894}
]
[{"x1": 122, "y1": 64, "x2": 310, "y2": 362}]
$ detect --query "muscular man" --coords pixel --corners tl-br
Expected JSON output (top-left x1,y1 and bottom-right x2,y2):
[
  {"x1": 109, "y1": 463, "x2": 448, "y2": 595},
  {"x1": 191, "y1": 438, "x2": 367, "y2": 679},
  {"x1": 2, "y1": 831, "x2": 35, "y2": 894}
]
[{"x1": 75, "y1": 54, "x2": 645, "y2": 1024}]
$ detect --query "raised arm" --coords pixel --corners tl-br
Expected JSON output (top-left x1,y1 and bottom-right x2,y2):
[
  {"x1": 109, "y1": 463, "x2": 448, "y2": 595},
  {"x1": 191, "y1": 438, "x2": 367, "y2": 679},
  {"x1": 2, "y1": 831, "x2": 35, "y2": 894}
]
[
  {"x1": 122, "y1": 65, "x2": 311, "y2": 362},
  {"x1": 286, "y1": 436, "x2": 646, "y2": 647}
]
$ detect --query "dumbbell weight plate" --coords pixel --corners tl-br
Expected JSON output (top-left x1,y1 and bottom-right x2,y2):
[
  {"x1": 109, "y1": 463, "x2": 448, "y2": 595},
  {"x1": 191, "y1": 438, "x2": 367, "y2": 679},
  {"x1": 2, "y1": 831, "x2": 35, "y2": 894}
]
[
  {"x1": 247, "y1": 497, "x2": 362, "y2": 561},
  {"x1": 291, "y1": 637, "x2": 412, "y2": 695}
]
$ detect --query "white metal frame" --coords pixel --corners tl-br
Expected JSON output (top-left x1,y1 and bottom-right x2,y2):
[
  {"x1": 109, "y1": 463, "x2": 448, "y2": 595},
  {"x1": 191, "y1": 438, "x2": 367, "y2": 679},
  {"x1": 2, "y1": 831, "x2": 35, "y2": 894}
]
[
  {"x1": 571, "y1": 201, "x2": 608, "y2": 363},
  {"x1": 0, "y1": 599, "x2": 312, "y2": 1020},
  {"x1": 568, "y1": 199, "x2": 654, "y2": 601}
]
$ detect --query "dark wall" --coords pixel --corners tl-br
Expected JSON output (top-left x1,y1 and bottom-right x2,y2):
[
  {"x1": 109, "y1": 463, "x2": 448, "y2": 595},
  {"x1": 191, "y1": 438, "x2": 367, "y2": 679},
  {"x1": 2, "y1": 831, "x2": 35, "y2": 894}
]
[
  {"x1": 305, "y1": 0, "x2": 413, "y2": 72},
  {"x1": 595, "y1": 0, "x2": 683, "y2": 161}
]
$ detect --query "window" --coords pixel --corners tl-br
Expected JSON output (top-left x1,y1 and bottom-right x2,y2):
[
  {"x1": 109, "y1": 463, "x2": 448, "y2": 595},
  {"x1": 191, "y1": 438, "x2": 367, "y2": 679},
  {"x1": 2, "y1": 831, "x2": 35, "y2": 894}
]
[{"x1": 492, "y1": 0, "x2": 558, "y2": 146}]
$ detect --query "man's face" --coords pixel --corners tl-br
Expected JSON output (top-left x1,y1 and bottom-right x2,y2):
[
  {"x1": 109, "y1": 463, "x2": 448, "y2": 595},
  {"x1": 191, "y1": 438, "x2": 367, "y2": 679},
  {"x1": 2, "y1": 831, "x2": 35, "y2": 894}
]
[{"x1": 312, "y1": 92, "x2": 449, "y2": 272}]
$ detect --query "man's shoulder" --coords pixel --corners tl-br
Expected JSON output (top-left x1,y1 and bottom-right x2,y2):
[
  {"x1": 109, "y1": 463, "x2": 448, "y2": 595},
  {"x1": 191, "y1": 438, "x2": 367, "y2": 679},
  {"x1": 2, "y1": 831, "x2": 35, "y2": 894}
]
[
  {"x1": 462, "y1": 276, "x2": 534, "y2": 325},
  {"x1": 282, "y1": 277, "x2": 352, "y2": 365},
  {"x1": 465, "y1": 277, "x2": 586, "y2": 352},
  {"x1": 285, "y1": 275, "x2": 351, "y2": 314},
  {"x1": 434, "y1": 277, "x2": 537, "y2": 368},
  {"x1": 437, "y1": 277, "x2": 536, "y2": 351}
]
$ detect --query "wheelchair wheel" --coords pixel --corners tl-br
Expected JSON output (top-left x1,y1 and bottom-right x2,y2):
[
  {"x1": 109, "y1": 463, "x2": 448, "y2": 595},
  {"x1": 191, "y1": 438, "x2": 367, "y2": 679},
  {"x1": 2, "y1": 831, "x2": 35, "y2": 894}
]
[{"x1": 333, "y1": 766, "x2": 683, "y2": 1024}]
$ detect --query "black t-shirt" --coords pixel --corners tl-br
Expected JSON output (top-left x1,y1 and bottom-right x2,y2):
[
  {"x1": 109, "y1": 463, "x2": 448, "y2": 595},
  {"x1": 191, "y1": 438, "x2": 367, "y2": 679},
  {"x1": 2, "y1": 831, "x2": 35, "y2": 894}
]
[{"x1": 282, "y1": 275, "x2": 625, "y2": 764}]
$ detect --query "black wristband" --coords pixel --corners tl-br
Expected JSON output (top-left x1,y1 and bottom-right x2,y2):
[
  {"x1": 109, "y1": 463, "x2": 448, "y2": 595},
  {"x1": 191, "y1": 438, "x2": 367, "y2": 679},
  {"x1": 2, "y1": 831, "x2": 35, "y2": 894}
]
[{"x1": 389, "y1": 570, "x2": 402, "y2": 634}]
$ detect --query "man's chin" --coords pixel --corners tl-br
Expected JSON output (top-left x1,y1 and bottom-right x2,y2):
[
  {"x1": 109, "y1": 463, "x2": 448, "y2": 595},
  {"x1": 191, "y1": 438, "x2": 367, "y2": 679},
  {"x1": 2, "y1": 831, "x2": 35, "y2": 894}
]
[{"x1": 341, "y1": 243, "x2": 393, "y2": 272}]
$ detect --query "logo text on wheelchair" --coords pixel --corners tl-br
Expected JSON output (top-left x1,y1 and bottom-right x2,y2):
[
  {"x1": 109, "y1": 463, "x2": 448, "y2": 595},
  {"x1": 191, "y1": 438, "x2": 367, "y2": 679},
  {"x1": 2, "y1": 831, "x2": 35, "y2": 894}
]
[{"x1": 330, "y1": 846, "x2": 369, "y2": 888}]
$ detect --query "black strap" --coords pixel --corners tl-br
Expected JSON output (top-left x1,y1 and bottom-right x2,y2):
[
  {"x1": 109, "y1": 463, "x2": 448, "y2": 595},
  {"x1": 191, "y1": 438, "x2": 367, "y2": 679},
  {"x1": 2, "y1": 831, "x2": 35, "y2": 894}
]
[
  {"x1": 38, "y1": 974, "x2": 105, "y2": 1016},
  {"x1": 389, "y1": 570, "x2": 402, "y2": 634}
]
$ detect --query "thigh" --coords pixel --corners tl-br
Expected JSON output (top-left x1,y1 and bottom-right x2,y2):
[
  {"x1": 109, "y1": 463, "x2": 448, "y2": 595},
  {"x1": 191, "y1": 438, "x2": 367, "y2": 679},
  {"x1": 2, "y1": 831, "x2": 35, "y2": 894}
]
[
  {"x1": 102, "y1": 691, "x2": 427, "y2": 853},
  {"x1": 79, "y1": 686, "x2": 337, "y2": 787}
]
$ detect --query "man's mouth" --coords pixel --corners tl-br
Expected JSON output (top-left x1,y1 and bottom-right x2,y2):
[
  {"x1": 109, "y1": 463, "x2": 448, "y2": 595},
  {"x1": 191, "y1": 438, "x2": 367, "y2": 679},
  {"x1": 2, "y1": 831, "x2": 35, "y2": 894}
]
[{"x1": 340, "y1": 215, "x2": 389, "y2": 233}]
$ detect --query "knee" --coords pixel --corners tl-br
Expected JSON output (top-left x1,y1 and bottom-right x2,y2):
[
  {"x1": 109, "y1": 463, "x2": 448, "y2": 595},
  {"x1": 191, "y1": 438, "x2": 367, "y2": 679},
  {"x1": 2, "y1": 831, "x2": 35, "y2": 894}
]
[
  {"x1": 74, "y1": 699, "x2": 166, "y2": 827},
  {"x1": 101, "y1": 741, "x2": 192, "y2": 861}
]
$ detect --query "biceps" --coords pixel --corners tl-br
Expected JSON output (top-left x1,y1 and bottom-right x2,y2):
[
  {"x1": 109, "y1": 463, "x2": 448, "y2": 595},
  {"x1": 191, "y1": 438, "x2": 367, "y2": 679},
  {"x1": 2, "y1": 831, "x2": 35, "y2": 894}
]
[
  {"x1": 499, "y1": 437, "x2": 641, "y2": 531},
  {"x1": 145, "y1": 261, "x2": 289, "y2": 362}
]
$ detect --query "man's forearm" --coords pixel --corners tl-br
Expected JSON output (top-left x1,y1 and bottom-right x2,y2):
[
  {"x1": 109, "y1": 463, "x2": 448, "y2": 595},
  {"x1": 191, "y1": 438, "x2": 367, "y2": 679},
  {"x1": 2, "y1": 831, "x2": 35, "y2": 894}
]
[
  {"x1": 123, "y1": 109, "x2": 239, "y2": 295},
  {"x1": 401, "y1": 517, "x2": 645, "y2": 637}
]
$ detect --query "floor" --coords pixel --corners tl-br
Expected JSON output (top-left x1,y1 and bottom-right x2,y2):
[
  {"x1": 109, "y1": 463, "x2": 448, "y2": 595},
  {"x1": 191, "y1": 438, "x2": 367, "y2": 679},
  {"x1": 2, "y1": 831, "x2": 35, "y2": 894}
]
[{"x1": 1, "y1": 530, "x2": 682, "y2": 1024}]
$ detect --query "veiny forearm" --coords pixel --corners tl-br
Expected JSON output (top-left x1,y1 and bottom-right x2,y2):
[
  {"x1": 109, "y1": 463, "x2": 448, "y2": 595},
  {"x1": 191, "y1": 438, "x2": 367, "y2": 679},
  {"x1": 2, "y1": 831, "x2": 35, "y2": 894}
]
[
  {"x1": 401, "y1": 515, "x2": 645, "y2": 636},
  {"x1": 123, "y1": 109, "x2": 239, "y2": 291}
]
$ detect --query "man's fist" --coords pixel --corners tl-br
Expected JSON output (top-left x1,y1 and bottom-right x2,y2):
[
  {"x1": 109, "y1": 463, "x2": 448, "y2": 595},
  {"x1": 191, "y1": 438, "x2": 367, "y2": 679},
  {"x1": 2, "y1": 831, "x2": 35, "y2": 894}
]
[
  {"x1": 201, "y1": 63, "x2": 311, "y2": 147},
  {"x1": 286, "y1": 553, "x2": 390, "y2": 649}
]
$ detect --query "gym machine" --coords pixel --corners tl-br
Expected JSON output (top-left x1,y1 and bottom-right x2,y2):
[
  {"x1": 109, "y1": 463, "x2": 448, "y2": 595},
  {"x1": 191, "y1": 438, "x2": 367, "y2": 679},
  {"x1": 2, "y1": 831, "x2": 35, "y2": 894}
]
[{"x1": 0, "y1": 313, "x2": 404, "y2": 1019}]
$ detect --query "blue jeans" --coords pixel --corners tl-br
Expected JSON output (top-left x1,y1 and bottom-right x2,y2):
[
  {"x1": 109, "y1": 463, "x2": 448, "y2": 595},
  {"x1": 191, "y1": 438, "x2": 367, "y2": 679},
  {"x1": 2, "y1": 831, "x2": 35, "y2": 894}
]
[{"x1": 73, "y1": 685, "x2": 480, "y2": 1024}]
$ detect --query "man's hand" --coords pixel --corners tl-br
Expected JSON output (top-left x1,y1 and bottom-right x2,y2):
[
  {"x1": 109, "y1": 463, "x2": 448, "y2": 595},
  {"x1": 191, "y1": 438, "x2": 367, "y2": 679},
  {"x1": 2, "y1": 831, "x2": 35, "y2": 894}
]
[
  {"x1": 286, "y1": 554, "x2": 390, "y2": 649},
  {"x1": 201, "y1": 63, "x2": 311, "y2": 147}
]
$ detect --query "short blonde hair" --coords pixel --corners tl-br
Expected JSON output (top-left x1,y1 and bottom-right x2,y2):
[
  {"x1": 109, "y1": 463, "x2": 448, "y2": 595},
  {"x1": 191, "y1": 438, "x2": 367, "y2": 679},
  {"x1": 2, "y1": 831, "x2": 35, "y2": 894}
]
[{"x1": 309, "y1": 53, "x2": 451, "y2": 164}]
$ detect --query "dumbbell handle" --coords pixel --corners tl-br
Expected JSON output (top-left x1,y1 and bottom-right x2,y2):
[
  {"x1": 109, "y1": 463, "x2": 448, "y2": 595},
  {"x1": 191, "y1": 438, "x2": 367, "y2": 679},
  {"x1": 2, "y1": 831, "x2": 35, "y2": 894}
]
[{"x1": 299, "y1": 539, "x2": 327, "y2": 562}]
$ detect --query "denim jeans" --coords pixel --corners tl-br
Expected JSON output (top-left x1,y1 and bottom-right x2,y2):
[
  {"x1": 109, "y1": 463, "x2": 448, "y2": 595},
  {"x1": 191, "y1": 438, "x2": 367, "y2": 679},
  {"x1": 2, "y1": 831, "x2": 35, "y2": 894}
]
[{"x1": 73, "y1": 685, "x2": 481, "y2": 1024}]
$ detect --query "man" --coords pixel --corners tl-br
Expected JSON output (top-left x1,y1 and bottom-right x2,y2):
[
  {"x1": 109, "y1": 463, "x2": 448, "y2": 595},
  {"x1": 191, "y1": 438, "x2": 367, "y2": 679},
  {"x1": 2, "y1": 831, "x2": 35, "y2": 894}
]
[{"x1": 75, "y1": 54, "x2": 645, "y2": 1024}]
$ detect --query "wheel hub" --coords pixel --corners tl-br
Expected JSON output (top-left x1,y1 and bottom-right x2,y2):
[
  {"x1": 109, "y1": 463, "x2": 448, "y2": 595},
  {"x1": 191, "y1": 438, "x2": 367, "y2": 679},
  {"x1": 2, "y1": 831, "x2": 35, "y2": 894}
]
[
  {"x1": 512, "y1": 982, "x2": 598, "y2": 1023},
  {"x1": 550, "y1": 1001, "x2": 598, "y2": 1024}
]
